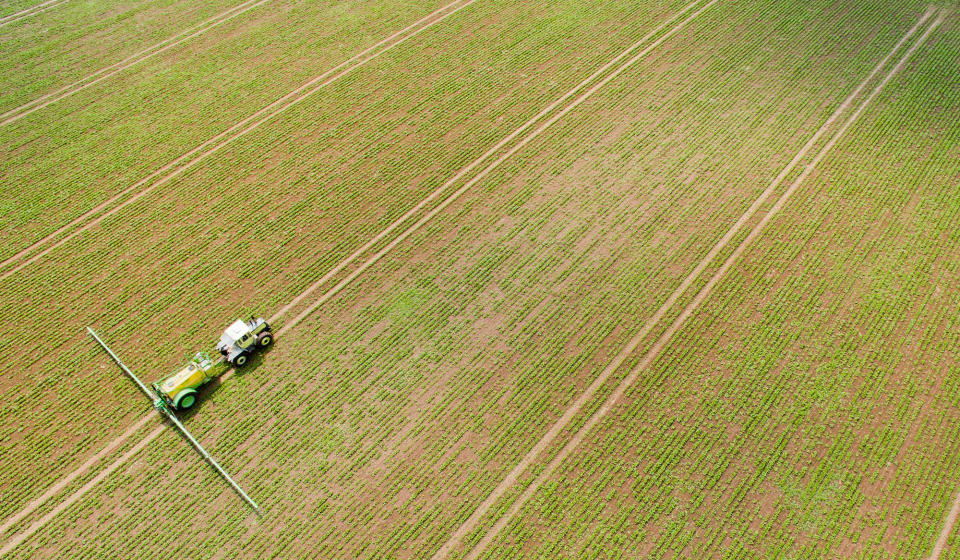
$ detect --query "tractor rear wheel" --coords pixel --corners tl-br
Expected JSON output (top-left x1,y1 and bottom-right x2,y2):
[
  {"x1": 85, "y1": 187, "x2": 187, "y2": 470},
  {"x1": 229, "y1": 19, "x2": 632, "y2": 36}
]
[
  {"x1": 232, "y1": 354, "x2": 248, "y2": 367},
  {"x1": 175, "y1": 390, "x2": 199, "y2": 410},
  {"x1": 257, "y1": 333, "x2": 273, "y2": 347}
]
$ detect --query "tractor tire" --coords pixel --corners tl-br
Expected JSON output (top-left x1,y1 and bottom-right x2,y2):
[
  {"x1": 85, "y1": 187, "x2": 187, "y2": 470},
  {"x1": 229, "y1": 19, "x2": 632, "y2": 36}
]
[
  {"x1": 174, "y1": 389, "x2": 199, "y2": 410},
  {"x1": 257, "y1": 332, "x2": 273, "y2": 347},
  {"x1": 232, "y1": 354, "x2": 248, "y2": 367}
]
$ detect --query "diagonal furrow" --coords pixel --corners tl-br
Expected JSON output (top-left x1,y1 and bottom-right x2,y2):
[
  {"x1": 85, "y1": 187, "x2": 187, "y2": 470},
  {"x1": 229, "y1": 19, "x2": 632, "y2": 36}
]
[
  {"x1": 930, "y1": 489, "x2": 960, "y2": 560},
  {"x1": 438, "y1": 10, "x2": 942, "y2": 560},
  {"x1": 0, "y1": 0, "x2": 68, "y2": 27},
  {"x1": 0, "y1": 0, "x2": 272, "y2": 125}
]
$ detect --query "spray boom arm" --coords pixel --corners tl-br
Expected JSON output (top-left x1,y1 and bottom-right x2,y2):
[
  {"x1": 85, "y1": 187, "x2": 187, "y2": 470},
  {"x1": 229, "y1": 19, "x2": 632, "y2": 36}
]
[{"x1": 86, "y1": 327, "x2": 261, "y2": 513}]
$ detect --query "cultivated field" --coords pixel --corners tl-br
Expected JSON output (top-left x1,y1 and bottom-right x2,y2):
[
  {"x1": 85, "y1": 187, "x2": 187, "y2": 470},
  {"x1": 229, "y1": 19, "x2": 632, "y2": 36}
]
[{"x1": 0, "y1": 0, "x2": 957, "y2": 558}]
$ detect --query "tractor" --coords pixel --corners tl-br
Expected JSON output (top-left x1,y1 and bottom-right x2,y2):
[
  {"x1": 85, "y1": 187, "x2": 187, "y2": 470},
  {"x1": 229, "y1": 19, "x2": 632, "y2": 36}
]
[
  {"x1": 216, "y1": 316, "x2": 273, "y2": 367},
  {"x1": 149, "y1": 316, "x2": 274, "y2": 411}
]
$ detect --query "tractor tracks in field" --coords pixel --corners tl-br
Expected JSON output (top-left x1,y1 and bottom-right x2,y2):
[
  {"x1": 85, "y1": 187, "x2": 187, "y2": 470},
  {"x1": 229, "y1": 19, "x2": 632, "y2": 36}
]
[
  {"x1": 0, "y1": 0, "x2": 477, "y2": 283},
  {"x1": 432, "y1": 8, "x2": 943, "y2": 559},
  {"x1": 0, "y1": 0, "x2": 68, "y2": 28},
  {"x1": 0, "y1": 0, "x2": 273, "y2": 125},
  {"x1": 0, "y1": 0, "x2": 725, "y2": 550},
  {"x1": 0, "y1": 413, "x2": 152, "y2": 537},
  {"x1": 0, "y1": 421, "x2": 165, "y2": 557},
  {"x1": 929, "y1": 489, "x2": 960, "y2": 560}
]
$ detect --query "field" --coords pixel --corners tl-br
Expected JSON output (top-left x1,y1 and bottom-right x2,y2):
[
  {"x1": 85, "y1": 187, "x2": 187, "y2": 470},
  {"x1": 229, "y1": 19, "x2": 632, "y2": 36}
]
[{"x1": 0, "y1": 0, "x2": 957, "y2": 558}]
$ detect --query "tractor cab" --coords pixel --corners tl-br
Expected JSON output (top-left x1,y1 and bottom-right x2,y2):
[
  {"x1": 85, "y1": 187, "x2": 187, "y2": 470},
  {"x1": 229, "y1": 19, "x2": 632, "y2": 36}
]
[
  {"x1": 216, "y1": 316, "x2": 273, "y2": 367},
  {"x1": 225, "y1": 320, "x2": 256, "y2": 349}
]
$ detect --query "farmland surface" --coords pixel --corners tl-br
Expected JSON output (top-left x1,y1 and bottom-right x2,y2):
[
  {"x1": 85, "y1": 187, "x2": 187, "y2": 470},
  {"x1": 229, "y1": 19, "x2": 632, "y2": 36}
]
[
  {"x1": 0, "y1": 0, "x2": 246, "y2": 112},
  {"x1": 473, "y1": 18, "x2": 960, "y2": 557},
  {"x1": 1, "y1": 0, "x2": 957, "y2": 558}
]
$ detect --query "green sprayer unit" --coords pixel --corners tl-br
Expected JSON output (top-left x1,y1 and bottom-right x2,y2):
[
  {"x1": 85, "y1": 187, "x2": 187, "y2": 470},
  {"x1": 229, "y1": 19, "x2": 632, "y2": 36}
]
[
  {"x1": 149, "y1": 316, "x2": 274, "y2": 411},
  {"x1": 86, "y1": 316, "x2": 274, "y2": 513}
]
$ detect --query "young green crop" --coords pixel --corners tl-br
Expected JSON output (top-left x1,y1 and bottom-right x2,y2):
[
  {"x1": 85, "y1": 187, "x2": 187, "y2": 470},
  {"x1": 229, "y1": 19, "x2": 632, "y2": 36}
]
[
  {"x1": 3, "y1": 0, "x2": 956, "y2": 558},
  {"x1": 479, "y1": 17, "x2": 959, "y2": 558}
]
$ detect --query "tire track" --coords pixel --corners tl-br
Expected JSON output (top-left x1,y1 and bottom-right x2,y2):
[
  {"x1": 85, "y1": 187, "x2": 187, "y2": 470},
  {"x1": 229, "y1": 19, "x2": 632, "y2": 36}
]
[
  {"x1": 0, "y1": 413, "x2": 153, "y2": 537},
  {"x1": 0, "y1": 424, "x2": 165, "y2": 557},
  {"x1": 930, "y1": 490, "x2": 960, "y2": 560},
  {"x1": 0, "y1": 0, "x2": 67, "y2": 27},
  {"x1": 0, "y1": 0, "x2": 713, "y2": 549},
  {"x1": 435, "y1": 10, "x2": 941, "y2": 559},
  {"x1": 0, "y1": 0, "x2": 475, "y2": 282},
  {"x1": 0, "y1": 0, "x2": 271, "y2": 125}
]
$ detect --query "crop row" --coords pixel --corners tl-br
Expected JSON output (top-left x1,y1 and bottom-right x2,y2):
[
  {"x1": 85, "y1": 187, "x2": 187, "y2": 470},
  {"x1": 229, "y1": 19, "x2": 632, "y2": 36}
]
[
  {"x1": 0, "y1": 0, "x2": 459, "y2": 260},
  {"x1": 0, "y1": 0, "x2": 701, "y2": 524},
  {"x1": 1, "y1": 1, "x2": 49, "y2": 19},
  {"x1": 477, "y1": 22, "x2": 960, "y2": 559},
  {"x1": 1, "y1": 1, "x2": 938, "y2": 556},
  {"x1": 0, "y1": 0, "x2": 67, "y2": 23},
  {"x1": 0, "y1": 0, "x2": 247, "y2": 112}
]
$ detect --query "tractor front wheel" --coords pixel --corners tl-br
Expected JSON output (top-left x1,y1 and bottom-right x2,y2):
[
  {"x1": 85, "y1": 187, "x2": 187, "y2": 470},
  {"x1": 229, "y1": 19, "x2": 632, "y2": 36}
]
[
  {"x1": 257, "y1": 333, "x2": 273, "y2": 347},
  {"x1": 232, "y1": 354, "x2": 248, "y2": 367}
]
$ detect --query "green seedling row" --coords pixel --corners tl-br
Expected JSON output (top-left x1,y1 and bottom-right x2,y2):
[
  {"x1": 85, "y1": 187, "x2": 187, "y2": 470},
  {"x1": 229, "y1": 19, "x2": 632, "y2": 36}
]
[{"x1": 0, "y1": 0, "x2": 246, "y2": 112}]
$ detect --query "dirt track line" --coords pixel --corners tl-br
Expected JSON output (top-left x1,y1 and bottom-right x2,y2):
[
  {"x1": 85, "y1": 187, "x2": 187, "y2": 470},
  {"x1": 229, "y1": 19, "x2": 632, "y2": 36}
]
[
  {"x1": 439, "y1": 12, "x2": 940, "y2": 559},
  {"x1": 0, "y1": 0, "x2": 270, "y2": 125},
  {"x1": 0, "y1": 413, "x2": 152, "y2": 536},
  {"x1": 0, "y1": 424, "x2": 165, "y2": 557},
  {"x1": 0, "y1": 0, "x2": 717, "y2": 545},
  {"x1": 0, "y1": 0, "x2": 67, "y2": 27},
  {"x1": 929, "y1": 489, "x2": 960, "y2": 559},
  {"x1": 0, "y1": 0, "x2": 60, "y2": 23},
  {"x1": 0, "y1": 0, "x2": 59, "y2": 23},
  {"x1": 0, "y1": 0, "x2": 475, "y2": 282}
]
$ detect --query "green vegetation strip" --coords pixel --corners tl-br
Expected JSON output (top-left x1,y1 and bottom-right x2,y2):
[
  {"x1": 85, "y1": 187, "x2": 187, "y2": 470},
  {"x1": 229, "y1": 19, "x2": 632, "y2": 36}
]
[
  {"x1": 0, "y1": 0, "x2": 68, "y2": 26},
  {"x1": 0, "y1": 0, "x2": 273, "y2": 125},
  {"x1": 0, "y1": 0, "x2": 244, "y2": 111}
]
